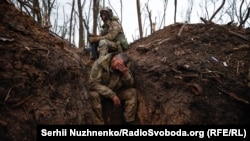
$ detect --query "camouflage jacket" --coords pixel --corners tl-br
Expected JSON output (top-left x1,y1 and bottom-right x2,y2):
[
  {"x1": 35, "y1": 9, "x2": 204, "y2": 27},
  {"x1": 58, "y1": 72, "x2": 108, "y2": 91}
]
[
  {"x1": 101, "y1": 16, "x2": 125, "y2": 42},
  {"x1": 89, "y1": 53, "x2": 134, "y2": 99}
]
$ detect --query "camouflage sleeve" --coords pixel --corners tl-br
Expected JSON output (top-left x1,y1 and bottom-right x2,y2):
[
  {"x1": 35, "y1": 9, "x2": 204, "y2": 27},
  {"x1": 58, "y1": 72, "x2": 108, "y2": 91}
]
[
  {"x1": 121, "y1": 70, "x2": 134, "y2": 87},
  {"x1": 90, "y1": 83, "x2": 116, "y2": 99},
  {"x1": 89, "y1": 61, "x2": 116, "y2": 99},
  {"x1": 102, "y1": 21, "x2": 122, "y2": 41}
]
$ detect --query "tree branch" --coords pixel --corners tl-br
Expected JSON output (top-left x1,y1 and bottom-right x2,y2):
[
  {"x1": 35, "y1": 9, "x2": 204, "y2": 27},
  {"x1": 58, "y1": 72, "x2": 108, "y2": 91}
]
[{"x1": 209, "y1": 0, "x2": 226, "y2": 22}]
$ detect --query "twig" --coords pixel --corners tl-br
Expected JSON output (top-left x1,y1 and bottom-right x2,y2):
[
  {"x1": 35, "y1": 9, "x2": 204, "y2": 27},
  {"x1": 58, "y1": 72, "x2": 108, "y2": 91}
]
[
  {"x1": 209, "y1": 0, "x2": 226, "y2": 22},
  {"x1": 4, "y1": 87, "x2": 12, "y2": 102},
  {"x1": 203, "y1": 69, "x2": 244, "y2": 86},
  {"x1": 224, "y1": 45, "x2": 250, "y2": 54},
  {"x1": 217, "y1": 87, "x2": 249, "y2": 104},
  {"x1": 200, "y1": 17, "x2": 208, "y2": 24},
  {"x1": 12, "y1": 95, "x2": 33, "y2": 108},
  {"x1": 178, "y1": 23, "x2": 187, "y2": 37},
  {"x1": 136, "y1": 39, "x2": 163, "y2": 51},
  {"x1": 229, "y1": 30, "x2": 250, "y2": 41},
  {"x1": 237, "y1": 61, "x2": 240, "y2": 75}
]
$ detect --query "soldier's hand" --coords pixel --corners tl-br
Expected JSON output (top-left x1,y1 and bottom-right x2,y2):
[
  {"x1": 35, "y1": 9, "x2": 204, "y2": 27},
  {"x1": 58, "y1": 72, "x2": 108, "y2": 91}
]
[
  {"x1": 117, "y1": 63, "x2": 128, "y2": 74},
  {"x1": 112, "y1": 95, "x2": 120, "y2": 106},
  {"x1": 88, "y1": 36, "x2": 101, "y2": 43},
  {"x1": 89, "y1": 33, "x2": 96, "y2": 37},
  {"x1": 111, "y1": 58, "x2": 128, "y2": 74}
]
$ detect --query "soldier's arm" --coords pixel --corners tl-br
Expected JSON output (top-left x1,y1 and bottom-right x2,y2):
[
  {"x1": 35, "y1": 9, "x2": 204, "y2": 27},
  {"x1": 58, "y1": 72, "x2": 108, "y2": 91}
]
[
  {"x1": 89, "y1": 61, "x2": 116, "y2": 99},
  {"x1": 102, "y1": 21, "x2": 121, "y2": 40},
  {"x1": 121, "y1": 70, "x2": 134, "y2": 87},
  {"x1": 90, "y1": 83, "x2": 116, "y2": 99}
]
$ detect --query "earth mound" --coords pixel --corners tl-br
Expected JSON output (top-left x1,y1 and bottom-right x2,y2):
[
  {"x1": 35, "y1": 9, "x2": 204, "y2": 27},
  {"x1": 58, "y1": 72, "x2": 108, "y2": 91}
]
[{"x1": 128, "y1": 23, "x2": 250, "y2": 125}]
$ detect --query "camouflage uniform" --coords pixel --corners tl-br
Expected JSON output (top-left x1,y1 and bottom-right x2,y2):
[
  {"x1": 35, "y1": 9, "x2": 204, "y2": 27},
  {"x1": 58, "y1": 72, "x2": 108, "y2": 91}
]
[
  {"x1": 88, "y1": 53, "x2": 137, "y2": 125},
  {"x1": 98, "y1": 14, "x2": 128, "y2": 57}
]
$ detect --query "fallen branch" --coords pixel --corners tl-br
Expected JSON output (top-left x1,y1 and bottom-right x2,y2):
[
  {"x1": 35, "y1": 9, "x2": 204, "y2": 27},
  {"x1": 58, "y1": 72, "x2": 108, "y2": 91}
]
[
  {"x1": 203, "y1": 69, "x2": 244, "y2": 86},
  {"x1": 229, "y1": 30, "x2": 250, "y2": 41},
  {"x1": 12, "y1": 95, "x2": 33, "y2": 108},
  {"x1": 136, "y1": 38, "x2": 169, "y2": 52},
  {"x1": 224, "y1": 45, "x2": 250, "y2": 54},
  {"x1": 217, "y1": 87, "x2": 249, "y2": 104},
  {"x1": 178, "y1": 23, "x2": 187, "y2": 37},
  {"x1": 4, "y1": 87, "x2": 12, "y2": 102}
]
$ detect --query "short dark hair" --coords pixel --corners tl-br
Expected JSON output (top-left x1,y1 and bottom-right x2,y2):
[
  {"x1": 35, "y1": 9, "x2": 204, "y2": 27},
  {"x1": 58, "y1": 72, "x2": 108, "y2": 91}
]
[{"x1": 116, "y1": 53, "x2": 129, "y2": 65}]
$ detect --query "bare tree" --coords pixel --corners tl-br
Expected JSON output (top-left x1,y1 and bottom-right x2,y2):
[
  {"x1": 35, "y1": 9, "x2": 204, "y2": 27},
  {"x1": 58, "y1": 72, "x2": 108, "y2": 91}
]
[
  {"x1": 15, "y1": 0, "x2": 32, "y2": 17},
  {"x1": 225, "y1": 0, "x2": 237, "y2": 22},
  {"x1": 41, "y1": 0, "x2": 55, "y2": 29},
  {"x1": 209, "y1": 0, "x2": 226, "y2": 22},
  {"x1": 77, "y1": 0, "x2": 85, "y2": 48},
  {"x1": 198, "y1": 0, "x2": 212, "y2": 22},
  {"x1": 15, "y1": 0, "x2": 42, "y2": 23},
  {"x1": 225, "y1": 0, "x2": 250, "y2": 28},
  {"x1": 71, "y1": 14, "x2": 77, "y2": 45},
  {"x1": 50, "y1": 3, "x2": 60, "y2": 34},
  {"x1": 136, "y1": 0, "x2": 143, "y2": 39},
  {"x1": 84, "y1": 0, "x2": 92, "y2": 32},
  {"x1": 33, "y1": 0, "x2": 42, "y2": 24},
  {"x1": 199, "y1": 0, "x2": 226, "y2": 24},
  {"x1": 58, "y1": 7, "x2": 69, "y2": 39},
  {"x1": 159, "y1": 0, "x2": 168, "y2": 29},
  {"x1": 185, "y1": 0, "x2": 194, "y2": 23},
  {"x1": 69, "y1": 0, "x2": 75, "y2": 44},
  {"x1": 13, "y1": 0, "x2": 250, "y2": 48},
  {"x1": 93, "y1": 0, "x2": 100, "y2": 35},
  {"x1": 145, "y1": 4, "x2": 153, "y2": 34},
  {"x1": 174, "y1": 0, "x2": 177, "y2": 23},
  {"x1": 238, "y1": 0, "x2": 250, "y2": 28}
]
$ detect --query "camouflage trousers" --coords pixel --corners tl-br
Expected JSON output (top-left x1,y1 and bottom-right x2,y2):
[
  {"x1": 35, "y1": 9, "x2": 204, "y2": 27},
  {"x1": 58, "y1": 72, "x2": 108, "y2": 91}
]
[
  {"x1": 89, "y1": 87, "x2": 137, "y2": 125},
  {"x1": 98, "y1": 39, "x2": 123, "y2": 57}
]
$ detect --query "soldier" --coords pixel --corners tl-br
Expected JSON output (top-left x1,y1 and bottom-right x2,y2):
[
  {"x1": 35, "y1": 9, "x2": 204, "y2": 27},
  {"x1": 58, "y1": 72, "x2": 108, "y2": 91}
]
[
  {"x1": 88, "y1": 52, "x2": 137, "y2": 125},
  {"x1": 87, "y1": 7, "x2": 128, "y2": 65}
]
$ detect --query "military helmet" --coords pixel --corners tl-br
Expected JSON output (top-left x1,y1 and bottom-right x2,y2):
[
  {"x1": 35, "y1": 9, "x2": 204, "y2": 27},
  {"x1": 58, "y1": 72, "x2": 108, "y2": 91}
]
[{"x1": 100, "y1": 7, "x2": 113, "y2": 19}]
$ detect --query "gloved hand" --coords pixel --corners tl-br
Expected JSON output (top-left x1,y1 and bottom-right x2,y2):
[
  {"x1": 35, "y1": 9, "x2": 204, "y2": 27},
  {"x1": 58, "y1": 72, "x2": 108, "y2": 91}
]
[{"x1": 88, "y1": 35, "x2": 102, "y2": 43}]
